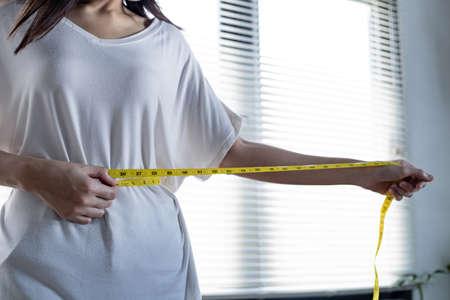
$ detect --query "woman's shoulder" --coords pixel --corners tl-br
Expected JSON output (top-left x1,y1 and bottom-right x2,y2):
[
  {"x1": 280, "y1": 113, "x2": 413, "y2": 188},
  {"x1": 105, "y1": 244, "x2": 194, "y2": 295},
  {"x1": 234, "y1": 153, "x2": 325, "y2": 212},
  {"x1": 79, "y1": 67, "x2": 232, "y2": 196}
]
[
  {"x1": 160, "y1": 19, "x2": 186, "y2": 43},
  {"x1": 156, "y1": 18, "x2": 193, "y2": 61}
]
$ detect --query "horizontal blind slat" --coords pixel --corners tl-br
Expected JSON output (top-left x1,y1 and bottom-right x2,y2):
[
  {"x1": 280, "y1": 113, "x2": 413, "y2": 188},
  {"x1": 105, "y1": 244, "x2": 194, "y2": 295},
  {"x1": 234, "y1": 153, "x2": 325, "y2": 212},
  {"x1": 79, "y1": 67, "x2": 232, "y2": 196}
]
[{"x1": 157, "y1": 0, "x2": 411, "y2": 297}]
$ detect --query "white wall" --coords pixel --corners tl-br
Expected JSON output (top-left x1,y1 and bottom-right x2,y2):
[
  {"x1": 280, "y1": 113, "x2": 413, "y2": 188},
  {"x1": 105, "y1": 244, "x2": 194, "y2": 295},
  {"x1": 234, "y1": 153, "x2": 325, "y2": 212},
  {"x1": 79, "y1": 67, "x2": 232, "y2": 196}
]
[{"x1": 398, "y1": 0, "x2": 450, "y2": 299}]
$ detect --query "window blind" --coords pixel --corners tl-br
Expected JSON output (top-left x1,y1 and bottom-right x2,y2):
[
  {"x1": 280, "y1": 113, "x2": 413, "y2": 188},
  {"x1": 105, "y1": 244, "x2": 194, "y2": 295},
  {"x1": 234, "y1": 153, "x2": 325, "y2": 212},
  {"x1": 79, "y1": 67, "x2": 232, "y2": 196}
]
[
  {"x1": 160, "y1": 0, "x2": 413, "y2": 298},
  {"x1": 0, "y1": 0, "x2": 413, "y2": 298}
]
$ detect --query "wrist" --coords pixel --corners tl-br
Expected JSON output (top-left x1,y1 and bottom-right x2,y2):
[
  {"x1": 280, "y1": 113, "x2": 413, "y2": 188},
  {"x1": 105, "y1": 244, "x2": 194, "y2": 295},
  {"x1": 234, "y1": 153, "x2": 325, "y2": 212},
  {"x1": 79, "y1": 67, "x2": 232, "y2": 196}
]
[
  {"x1": 15, "y1": 155, "x2": 46, "y2": 194},
  {"x1": 352, "y1": 161, "x2": 381, "y2": 188},
  {"x1": 335, "y1": 158, "x2": 371, "y2": 186}
]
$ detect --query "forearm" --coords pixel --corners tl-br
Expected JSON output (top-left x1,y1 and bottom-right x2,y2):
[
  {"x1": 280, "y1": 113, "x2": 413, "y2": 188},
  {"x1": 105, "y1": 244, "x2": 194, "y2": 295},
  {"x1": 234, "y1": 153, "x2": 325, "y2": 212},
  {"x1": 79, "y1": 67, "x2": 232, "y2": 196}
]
[
  {"x1": 0, "y1": 150, "x2": 40, "y2": 192},
  {"x1": 222, "y1": 140, "x2": 371, "y2": 186}
]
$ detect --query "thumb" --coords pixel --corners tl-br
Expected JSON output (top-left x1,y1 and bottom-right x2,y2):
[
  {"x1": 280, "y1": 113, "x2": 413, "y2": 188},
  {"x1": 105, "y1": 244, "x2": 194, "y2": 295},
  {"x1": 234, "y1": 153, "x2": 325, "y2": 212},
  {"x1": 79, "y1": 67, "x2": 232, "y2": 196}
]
[
  {"x1": 87, "y1": 166, "x2": 117, "y2": 186},
  {"x1": 405, "y1": 167, "x2": 434, "y2": 182}
]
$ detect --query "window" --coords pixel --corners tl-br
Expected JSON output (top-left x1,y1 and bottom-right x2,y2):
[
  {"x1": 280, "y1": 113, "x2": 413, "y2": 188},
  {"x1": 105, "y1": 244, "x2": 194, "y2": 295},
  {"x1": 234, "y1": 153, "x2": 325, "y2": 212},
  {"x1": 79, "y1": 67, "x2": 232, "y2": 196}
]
[{"x1": 160, "y1": 0, "x2": 412, "y2": 298}]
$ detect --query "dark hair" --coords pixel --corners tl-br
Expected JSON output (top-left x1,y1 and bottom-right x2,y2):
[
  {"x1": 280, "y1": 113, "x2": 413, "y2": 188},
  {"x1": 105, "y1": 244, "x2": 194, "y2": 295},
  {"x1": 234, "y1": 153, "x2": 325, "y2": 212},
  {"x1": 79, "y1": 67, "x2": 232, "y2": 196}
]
[{"x1": 6, "y1": 0, "x2": 182, "y2": 55}]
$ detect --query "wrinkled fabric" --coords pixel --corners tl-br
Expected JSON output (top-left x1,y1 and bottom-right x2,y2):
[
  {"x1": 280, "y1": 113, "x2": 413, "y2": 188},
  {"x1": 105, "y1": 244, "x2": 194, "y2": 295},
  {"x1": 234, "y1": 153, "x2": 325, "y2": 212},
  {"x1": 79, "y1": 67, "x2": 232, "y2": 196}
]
[{"x1": 0, "y1": 1, "x2": 242, "y2": 299}]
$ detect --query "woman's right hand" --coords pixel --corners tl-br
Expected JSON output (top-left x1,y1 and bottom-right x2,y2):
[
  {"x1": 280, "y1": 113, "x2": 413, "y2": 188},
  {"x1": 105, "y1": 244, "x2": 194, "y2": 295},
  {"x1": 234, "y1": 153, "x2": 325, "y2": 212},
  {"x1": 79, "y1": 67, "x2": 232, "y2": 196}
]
[
  {"x1": 358, "y1": 159, "x2": 433, "y2": 201},
  {"x1": 22, "y1": 157, "x2": 118, "y2": 224}
]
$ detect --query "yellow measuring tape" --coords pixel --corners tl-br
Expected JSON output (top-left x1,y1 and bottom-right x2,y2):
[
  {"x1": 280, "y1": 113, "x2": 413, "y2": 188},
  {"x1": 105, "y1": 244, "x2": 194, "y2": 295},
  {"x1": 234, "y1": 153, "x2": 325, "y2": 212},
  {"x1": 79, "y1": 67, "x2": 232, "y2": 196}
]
[{"x1": 108, "y1": 160, "x2": 400, "y2": 299}]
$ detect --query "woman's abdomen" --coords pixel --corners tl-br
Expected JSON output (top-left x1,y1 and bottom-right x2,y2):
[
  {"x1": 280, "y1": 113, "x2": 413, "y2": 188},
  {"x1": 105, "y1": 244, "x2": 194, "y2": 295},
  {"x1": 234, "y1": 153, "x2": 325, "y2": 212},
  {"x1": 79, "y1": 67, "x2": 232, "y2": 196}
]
[{"x1": 0, "y1": 185, "x2": 187, "y2": 299}]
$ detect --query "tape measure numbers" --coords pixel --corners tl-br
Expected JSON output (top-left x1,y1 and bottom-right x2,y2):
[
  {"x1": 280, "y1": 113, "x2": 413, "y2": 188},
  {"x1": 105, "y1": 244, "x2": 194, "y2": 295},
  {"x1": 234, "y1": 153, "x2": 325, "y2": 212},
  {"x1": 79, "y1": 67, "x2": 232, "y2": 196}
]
[
  {"x1": 108, "y1": 160, "x2": 401, "y2": 300},
  {"x1": 107, "y1": 161, "x2": 399, "y2": 186}
]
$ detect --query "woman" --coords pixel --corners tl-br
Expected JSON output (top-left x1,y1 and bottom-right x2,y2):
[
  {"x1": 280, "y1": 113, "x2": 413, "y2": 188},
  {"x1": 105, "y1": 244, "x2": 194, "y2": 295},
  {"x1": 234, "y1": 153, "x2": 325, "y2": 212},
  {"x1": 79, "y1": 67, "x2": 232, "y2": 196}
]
[{"x1": 0, "y1": 0, "x2": 434, "y2": 299}]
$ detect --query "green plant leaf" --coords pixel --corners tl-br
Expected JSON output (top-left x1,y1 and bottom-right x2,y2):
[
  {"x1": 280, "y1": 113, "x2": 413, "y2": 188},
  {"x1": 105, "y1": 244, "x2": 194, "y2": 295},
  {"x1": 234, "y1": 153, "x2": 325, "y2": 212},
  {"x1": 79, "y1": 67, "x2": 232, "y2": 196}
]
[
  {"x1": 400, "y1": 273, "x2": 418, "y2": 281},
  {"x1": 418, "y1": 284, "x2": 424, "y2": 300}
]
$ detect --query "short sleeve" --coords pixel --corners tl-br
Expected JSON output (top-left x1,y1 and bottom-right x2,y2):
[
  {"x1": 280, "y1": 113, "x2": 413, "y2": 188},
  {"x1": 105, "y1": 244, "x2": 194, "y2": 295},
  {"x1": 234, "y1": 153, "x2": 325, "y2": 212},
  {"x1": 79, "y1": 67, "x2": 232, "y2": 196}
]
[{"x1": 172, "y1": 40, "x2": 242, "y2": 182}]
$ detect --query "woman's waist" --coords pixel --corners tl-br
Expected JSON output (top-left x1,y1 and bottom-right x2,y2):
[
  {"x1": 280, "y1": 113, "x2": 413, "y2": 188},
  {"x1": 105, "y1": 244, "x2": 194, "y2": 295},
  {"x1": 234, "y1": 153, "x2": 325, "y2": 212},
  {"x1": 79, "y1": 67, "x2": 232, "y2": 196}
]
[{"x1": 3, "y1": 186, "x2": 179, "y2": 230}]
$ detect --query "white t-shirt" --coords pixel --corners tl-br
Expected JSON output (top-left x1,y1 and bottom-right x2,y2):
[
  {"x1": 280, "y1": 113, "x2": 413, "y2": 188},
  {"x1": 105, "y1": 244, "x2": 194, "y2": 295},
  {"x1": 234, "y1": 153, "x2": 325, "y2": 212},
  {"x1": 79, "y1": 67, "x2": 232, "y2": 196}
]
[{"x1": 0, "y1": 0, "x2": 242, "y2": 299}]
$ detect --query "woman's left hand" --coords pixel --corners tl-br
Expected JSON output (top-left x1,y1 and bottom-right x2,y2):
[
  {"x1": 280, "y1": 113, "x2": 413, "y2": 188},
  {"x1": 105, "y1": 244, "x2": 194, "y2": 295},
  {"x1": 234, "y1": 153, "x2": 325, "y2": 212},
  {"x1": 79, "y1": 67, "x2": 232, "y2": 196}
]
[{"x1": 358, "y1": 159, "x2": 434, "y2": 201}]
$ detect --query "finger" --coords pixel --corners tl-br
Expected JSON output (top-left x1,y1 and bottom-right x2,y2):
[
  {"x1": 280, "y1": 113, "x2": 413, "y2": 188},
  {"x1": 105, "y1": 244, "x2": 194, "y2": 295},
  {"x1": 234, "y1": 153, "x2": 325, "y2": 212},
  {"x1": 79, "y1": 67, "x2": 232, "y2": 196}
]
[
  {"x1": 98, "y1": 169, "x2": 118, "y2": 187},
  {"x1": 406, "y1": 178, "x2": 429, "y2": 193},
  {"x1": 70, "y1": 215, "x2": 92, "y2": 225},
  {"x1": 88, "y1": 180, "x2": 118, "y2": 200},
  {"x1": 406, "y1": 179, "x2": 426, "y2": 191},
  {"x1": 408, "y1": 168, "x2": 434, "y2": 183},
  {"x1": 398, "y1": 181, "x2": 415, "y2": 193},
  {"x1": 79, "y1": 206, "x2": 105, "y2": 219},
  {"x1": 415, "y1": 182, "x2": 427, "y2": 190},
  {"x1": 393, "y1": 183, "x2": 408, "y2": 195},
  {"x1": 92, "y1": 199, "x2": 113, "y2": 209},
  {"x1": 404, "y1": 176, "x2": 421, "y2": 188},
  {"x1": 97, "y1": 185, "x2": 118, "y2": 200},
  {"x1": 390, "y1": 186, "x2": 403, "y2": 201},
  {"x1": 88, "y1": 166, "x2": 118, "y2": 187},
  {"x1": 387, "y1": 186, "x2": 399, "y2": 198},
  {"x1": 387, "y1": 188, "x2": 400, "y2": 201}
]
